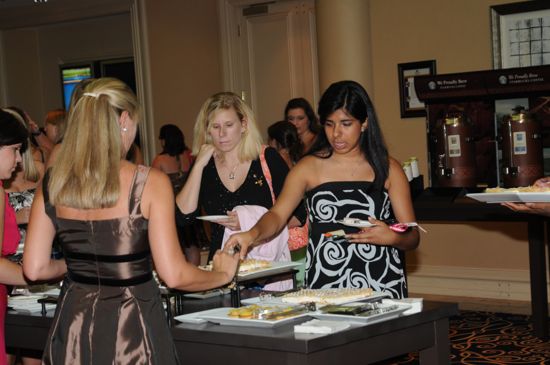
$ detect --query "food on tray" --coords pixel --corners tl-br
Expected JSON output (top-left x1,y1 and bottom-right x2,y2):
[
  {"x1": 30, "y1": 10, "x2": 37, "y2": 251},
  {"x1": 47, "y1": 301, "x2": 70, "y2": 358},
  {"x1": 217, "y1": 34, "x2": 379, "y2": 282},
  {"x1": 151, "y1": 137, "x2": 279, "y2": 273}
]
[
  {"x1": 323, "y1": 229, "x2": 346, "y2": 238},
  {"x1": 319, "y1": 301, "x2": 399, "y2": 317},
  {"x1": 281, "y1": 288, "x2": 374, "y2": 305},
  {"x1": 201, "y1": 259, "x2": 272, "y2": 274},
  {"x1": 238, "y1": 259, "x2": 271, "y2": 273},
  {"x1": 227, "y1": 304, "x2": 304, "y2": 320},
  {"x1": 485, "y1": 186, "x2": 550, "y2": 193}
]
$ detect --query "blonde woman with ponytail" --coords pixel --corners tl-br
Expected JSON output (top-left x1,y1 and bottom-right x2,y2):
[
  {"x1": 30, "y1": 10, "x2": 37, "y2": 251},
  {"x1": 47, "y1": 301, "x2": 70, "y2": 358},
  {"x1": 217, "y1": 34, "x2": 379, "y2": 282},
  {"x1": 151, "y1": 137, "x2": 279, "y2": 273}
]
[{"x1": 23, "y1": 78, "x2": 238, "y2": 365}]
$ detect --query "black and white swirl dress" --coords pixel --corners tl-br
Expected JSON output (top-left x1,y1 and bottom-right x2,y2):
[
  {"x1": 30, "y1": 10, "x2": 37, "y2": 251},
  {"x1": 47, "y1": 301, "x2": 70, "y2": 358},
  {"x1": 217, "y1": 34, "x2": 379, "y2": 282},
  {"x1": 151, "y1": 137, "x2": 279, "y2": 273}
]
[{"x1": 305, "y1": 181, "x2": 407, "y2": 298}]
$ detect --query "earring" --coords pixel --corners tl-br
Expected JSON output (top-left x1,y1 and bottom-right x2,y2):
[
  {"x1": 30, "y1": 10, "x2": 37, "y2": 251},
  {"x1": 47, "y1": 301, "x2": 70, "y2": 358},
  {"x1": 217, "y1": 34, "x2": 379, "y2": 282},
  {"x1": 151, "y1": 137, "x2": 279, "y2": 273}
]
[
  {"x1": 361, "y1": 127, "x2": 365, "y2": 133},
  {"x1": 122, "y1": 127, "x2": 128, "y2": 132}
]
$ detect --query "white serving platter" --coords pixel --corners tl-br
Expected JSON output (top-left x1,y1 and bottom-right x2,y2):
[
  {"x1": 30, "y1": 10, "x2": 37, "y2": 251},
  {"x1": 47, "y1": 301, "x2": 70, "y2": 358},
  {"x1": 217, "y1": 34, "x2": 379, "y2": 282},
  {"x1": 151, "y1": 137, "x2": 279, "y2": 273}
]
[
  {"x1": 466, "y1": 192, "x2": 550, "y2": 203},
  {"x1": 197, "y1": 215, "x2": 230, "y2": 222},
  {"x1": 183, "y1": 288, "x2": 231, "y2": 299},
  {"x1": 241, "y1": 290, "x2": 389, "y2": 306},
  {"x1": 182, "y1": 306, "x2": 308, "y2": 328},
  {"x1": 311, "y1": 301, "x2": 411, "y2": 324},
  {"x1": 237, "y1": 261, "x2": 301, "y2": 281},
  {"x1": 8, "y1": 295, "x2": 56, "y2": 314},
  {"x1": 174, "y1": 308, "x2": 220, "y2": 325}
]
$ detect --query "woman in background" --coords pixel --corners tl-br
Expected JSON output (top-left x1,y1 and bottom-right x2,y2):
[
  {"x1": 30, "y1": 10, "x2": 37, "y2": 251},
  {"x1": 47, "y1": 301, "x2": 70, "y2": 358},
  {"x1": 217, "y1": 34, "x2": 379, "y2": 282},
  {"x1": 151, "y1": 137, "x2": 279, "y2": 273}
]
[
  {"x1": 23, "y1": 78, "x2": 238, "y2": 364},
  {"x1": 3, "y1": 108, "x2": 45, "y2": 255},
  {"x1": 176, "y1": 92, "x2": 306, "y2": 264},
  {"x1": 3, "y1": 108, "x2": 44, "y2": 365},
  {"x1": 28, "y1": 109, "x2": 66, "y2": 164},
  {"x1": 152, "y1": 124, "x2": 194, "y2": 191},
  {"x1": 267, "y1": 121, "x2": 302, "y2": 167},
  {"x1": 152, "y1": 124, "x2": 200, "y2": 265},
  {"x1": 284, "y1": 97, "x2": 320, "y2": 155},
  {"x1": 267, "y1": 120, "x2": 308, "y2": 286},
  {"x1": 0, "y1": 109, "x2": 29, "y2": 365},
  {"x1": 226, "y1": 81, "x2": 419, "y2": 298}
]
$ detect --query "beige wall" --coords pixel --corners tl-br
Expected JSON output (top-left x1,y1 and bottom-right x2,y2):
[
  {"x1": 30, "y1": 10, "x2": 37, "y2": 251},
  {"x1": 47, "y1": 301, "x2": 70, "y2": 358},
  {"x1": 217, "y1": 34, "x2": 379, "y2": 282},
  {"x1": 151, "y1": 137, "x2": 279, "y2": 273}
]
[
  {"x1": 367, "y1": 0, "x2": 532, "y2": 289},
  {"x1": 144, "y1": 0, "x2": 223, "y2": 153},
  {"x1": 1, "y1": 14, "x2": 133, "y2": 124},
  {"x1": 0, "y1": 0, "x2": 541, "y2": 299}
]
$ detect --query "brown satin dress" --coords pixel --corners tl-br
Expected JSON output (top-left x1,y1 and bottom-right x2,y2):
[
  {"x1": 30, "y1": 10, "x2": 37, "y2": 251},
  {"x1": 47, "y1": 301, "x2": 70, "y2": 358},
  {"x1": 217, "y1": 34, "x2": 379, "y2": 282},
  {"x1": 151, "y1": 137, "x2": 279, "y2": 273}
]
[{"x1": 42, "y1": 166, "x2": 180, "y2": 365}]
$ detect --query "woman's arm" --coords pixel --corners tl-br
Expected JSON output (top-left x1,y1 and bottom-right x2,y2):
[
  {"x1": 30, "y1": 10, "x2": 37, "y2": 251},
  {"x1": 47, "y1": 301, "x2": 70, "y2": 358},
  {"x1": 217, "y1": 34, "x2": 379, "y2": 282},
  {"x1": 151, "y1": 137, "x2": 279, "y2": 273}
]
[
  {"x1": 146, "y1": 169, "x2": 238, "y2": 291},
  {"x1": 22, "y1": 187, "x2": 67, "y2": 281},
  {"x1": 346, "y1": 158, "x2": 420, "y2": 250},
  {"x1": 224, "y1": 159, "x2": 310, "y2": 258},
  {"x1": 502, "y1": 202, "x2": 550, "y2": 216},
  {"x1": 176, "y1": 144, "x2": 214, "y2": 215}
]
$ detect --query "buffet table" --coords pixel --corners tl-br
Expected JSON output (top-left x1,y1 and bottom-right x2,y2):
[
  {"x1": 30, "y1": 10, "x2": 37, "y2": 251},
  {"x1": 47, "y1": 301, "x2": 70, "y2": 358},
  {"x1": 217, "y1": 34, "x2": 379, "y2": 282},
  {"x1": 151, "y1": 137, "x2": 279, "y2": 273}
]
[
  {"x1": 414, "y1": 187, "x2": 549, "y2": 339},
  {"x1": 5, "y1": 299, "x2": 458, "y2": 364}
]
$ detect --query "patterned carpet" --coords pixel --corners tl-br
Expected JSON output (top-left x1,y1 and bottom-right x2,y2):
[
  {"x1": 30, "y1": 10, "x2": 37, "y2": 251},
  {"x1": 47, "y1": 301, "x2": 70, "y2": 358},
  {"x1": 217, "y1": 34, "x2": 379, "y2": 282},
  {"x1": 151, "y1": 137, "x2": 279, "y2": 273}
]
[{"x1": 377, "y1": 311, "x2": 550, "y2": 365}]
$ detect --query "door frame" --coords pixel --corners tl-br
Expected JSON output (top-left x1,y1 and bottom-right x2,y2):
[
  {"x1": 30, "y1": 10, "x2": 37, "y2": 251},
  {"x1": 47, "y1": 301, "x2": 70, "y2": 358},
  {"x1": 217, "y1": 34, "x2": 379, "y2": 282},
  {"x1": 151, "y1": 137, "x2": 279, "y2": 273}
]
[{"x1": 218, "y1": 0, "x2": 320, "y2": 108}]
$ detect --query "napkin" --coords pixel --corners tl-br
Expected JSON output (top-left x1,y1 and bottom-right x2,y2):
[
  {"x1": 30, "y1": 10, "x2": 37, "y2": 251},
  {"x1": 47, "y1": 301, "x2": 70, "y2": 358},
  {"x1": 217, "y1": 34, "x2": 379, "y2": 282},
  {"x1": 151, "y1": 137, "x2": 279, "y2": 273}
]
[
  {"x1": 294, "y1": 319, "x2": 351, "y2": 334},
  {"x1": 381, "y1": 297, "x2": 423, "y2": 315}
]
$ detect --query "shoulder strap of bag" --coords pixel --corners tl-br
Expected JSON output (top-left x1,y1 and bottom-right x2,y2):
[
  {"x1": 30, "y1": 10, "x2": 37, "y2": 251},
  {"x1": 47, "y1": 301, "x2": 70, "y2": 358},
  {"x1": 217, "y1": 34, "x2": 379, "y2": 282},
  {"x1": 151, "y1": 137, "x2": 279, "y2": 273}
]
[{"x1": 259, "y1": 145, "x2": 276, "y2": 204}]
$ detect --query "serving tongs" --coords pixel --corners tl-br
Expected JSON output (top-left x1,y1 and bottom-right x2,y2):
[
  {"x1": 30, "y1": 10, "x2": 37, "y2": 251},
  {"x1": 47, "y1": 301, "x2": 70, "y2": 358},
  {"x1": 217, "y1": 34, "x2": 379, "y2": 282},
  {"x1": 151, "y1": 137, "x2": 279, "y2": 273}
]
[
  {"x1": 258, "y1": 302, "x2": 316, "y2": 321},
  {"x1": 228, "y1": 244, "x2": 241, "y2": 307},
  {"x1": 319, "y1": 301, "x2": 399, "y2": 317}
]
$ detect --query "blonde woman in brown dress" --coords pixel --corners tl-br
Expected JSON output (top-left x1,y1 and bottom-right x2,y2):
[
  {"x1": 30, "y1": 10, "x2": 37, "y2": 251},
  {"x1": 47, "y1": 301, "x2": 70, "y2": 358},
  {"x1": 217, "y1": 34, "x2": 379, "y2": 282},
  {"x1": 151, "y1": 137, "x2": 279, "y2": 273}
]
[{"x1": 23, "y1": 78, "x2": 239, "y2": 365}]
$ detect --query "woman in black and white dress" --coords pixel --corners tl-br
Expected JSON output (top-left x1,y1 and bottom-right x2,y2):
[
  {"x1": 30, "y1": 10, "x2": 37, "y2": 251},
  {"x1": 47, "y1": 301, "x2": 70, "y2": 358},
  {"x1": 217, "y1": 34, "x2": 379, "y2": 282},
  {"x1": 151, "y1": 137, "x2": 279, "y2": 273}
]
[{"x1": 225, "y1": 81, "x2": 419, "y2": 298}]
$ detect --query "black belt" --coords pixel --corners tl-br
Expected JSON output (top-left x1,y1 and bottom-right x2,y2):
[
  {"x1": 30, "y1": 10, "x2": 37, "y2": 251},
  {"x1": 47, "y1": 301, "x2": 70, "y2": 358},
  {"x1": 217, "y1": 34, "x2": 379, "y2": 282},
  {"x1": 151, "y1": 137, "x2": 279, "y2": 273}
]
[
  {"x1": 64, "y1": 249, "x2": 150, "y2": 263},
  {"x1": 68, "y1": 272, "x2": 153, "y2": 286}
]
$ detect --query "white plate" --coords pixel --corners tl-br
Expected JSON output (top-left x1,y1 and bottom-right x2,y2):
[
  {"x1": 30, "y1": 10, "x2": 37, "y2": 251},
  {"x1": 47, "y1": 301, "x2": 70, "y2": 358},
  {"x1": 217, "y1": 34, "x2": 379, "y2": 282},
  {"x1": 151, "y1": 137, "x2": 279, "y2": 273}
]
[
  {"x1": 337, "y1": 219, "x2": 376, "y2": 228},
  {"x1": 337, "y1": 219, "x2": 421, "y2": 229},
  {"x1": 197, "y1": 215, "x2": 230, "y2": 222},
  {"x1": 241, "y1": 290, "x2": 389, "y2": 306},
  {"x1": 466, "y1": 192, "x2": 550, "y2": 203},
  {"x1": 192, "y1": 306, "x2": 308, "y2": 328},
  {"x1": 237, "y1": 261, "x2": 301, "y2": 280}
]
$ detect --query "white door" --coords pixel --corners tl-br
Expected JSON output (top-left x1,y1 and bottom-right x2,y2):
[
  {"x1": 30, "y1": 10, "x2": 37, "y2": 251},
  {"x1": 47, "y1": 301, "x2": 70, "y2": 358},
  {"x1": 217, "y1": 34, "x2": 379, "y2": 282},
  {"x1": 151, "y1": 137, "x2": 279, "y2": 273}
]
[{"x1": 219, "y1": 0, "x2": 319, "y2": 138}]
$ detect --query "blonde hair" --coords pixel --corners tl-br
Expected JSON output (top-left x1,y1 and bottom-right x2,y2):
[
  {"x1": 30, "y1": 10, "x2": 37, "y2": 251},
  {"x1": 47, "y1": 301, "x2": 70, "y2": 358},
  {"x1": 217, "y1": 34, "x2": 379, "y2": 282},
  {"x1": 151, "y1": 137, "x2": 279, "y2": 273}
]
[
  {"x1": 48, "y1": 78, "x2": 141, "y2": 209},
  {"x1": 3, "y1": 107, "x2": 40, "y2": 182},
  {"x1": 45, "y1": 109, "x2": 66, "y2": 143},
  {"x1": 192, "y1": 92, "x2": 262, "y2": 161}
]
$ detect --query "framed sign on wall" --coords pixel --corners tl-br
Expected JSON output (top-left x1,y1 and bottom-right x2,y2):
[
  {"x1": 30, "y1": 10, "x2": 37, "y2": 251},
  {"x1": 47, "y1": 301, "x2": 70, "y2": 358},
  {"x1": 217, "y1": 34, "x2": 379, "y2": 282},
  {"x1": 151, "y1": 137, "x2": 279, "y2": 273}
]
[
  {"x1": 491, "y1": 0, "x2": 550, "y2": 69},
  {"x1": 397, "y1": 60, "x2": 436, "y2": 118}
]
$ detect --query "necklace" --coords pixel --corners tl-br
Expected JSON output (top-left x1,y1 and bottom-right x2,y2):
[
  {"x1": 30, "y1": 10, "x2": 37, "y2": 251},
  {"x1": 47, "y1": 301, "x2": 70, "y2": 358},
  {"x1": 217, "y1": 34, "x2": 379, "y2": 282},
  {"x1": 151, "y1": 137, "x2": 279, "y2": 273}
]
[{"x1": 229, "y1": 163, "x2": 238, "y2": 180}]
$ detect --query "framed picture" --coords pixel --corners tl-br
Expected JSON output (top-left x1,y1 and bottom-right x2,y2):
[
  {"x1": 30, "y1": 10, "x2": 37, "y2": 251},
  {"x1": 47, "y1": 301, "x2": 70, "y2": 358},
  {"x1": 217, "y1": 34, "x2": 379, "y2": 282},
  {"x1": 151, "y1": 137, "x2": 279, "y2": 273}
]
[
  {"x1": 491, "y1": 0, "x2": 550, "y2": 69},
  {"x1": 398, "y1": 60, "x2": 436, "y2": 118}
]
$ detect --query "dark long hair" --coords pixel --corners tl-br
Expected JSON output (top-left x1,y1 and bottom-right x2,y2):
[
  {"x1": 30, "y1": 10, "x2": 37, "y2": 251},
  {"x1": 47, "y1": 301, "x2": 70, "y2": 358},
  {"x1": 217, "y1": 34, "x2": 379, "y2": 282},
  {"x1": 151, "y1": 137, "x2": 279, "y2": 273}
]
[
  {"x1": 284, "y1": 97, "x2": 321, "y2": 134},
  {"x1": 267, "y1": 120, "x2": 303, "y2": 164},
  {"x1": 159, "y1": 124, "x2": 187, "y2": 156},
  {"x1": 0, "y1": 109, "x2": 29, "y2": 151},
  {"x1": 311, "y1": 80, "x2": 389, "y2": 190}
]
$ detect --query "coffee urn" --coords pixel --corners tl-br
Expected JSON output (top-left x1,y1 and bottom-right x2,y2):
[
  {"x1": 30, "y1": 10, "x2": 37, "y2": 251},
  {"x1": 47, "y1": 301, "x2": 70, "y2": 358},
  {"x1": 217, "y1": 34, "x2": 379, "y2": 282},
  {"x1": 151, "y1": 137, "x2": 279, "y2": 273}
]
[
  {"x1": 432, "y1": 112, "x2": 477, "y2": 187},
  {"x1": 499, "y1": 109, "x2": 543, "y2": 187}
]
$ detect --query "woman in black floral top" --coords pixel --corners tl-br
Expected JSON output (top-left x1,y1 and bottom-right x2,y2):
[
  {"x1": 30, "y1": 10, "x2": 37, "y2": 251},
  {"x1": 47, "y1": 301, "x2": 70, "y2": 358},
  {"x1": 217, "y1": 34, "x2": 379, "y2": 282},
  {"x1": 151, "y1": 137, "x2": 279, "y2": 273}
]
[{"x1": 176, "y1": 92, "x2": 306, "y2": 260}]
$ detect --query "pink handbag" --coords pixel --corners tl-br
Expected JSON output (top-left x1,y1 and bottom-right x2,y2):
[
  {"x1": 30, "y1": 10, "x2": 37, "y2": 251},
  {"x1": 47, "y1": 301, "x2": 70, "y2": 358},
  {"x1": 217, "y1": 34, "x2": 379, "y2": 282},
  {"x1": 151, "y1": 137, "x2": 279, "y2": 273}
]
[{"x1": 259, "y1": 146, "x2": 308, "y2": 251}]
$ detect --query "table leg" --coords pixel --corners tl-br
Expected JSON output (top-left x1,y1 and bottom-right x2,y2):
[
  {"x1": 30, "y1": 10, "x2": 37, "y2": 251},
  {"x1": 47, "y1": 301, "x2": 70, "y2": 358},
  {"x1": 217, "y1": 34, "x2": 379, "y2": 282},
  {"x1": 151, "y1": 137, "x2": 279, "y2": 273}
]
[
  {"x1": 528, "y1": 219, "x2": 548, "y2": 339},
  {"x1": 418, "y1": 318, "x2": 450, "y2": 365}
]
